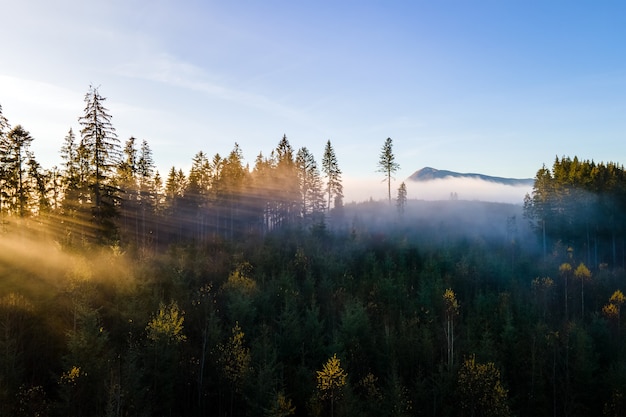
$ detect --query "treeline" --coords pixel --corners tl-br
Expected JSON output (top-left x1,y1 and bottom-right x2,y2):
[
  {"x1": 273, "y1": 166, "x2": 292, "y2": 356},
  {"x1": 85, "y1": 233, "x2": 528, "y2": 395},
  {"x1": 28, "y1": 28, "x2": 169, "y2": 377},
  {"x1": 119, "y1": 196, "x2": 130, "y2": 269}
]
[
  {"x1": 0, "y1": 86, "x2": 347, "y2": 250},
  {"x1": 524, "y1": 156, "x2": 626, "y2": 268}
]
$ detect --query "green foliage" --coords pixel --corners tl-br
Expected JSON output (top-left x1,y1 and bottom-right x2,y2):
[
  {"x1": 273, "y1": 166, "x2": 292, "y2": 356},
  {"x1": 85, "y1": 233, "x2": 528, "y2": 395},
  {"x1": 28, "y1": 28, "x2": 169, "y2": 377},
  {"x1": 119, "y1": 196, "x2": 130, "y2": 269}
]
[{"x1": 524, "y1": 156, "x2": 626, "y2": 267}]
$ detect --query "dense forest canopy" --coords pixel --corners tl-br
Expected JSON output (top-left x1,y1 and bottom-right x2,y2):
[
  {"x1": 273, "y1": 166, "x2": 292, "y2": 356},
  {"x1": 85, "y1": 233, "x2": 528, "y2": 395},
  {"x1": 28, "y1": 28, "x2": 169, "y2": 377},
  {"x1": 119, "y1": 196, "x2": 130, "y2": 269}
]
[
  {"x1": 524, "y1": 156, "x2": 626, "y2": 268},
  {"x1": 1, "y1": 88, "x2": 626, "y2": 416}
]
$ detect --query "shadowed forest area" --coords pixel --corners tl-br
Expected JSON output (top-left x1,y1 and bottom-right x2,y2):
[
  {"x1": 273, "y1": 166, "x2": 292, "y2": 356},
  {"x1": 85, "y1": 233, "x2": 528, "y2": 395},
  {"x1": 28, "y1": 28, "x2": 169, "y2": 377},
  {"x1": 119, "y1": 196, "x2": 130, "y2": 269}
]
[{"x1": 2, "y1": 88, "x2": 626, "y2": 417}]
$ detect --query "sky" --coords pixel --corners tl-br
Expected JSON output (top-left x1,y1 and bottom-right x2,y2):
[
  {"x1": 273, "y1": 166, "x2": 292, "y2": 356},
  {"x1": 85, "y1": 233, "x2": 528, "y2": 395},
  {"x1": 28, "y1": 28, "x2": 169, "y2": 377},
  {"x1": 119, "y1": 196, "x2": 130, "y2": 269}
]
[{"x1": 1, "y1": 1, "x2": 625, "y2": 202}]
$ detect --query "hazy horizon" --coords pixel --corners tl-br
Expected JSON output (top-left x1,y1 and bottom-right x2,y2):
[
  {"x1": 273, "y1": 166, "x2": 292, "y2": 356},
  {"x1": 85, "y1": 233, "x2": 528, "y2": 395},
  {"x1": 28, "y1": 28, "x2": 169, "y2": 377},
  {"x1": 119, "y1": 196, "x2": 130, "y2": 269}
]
[{"x1": 343, "y1": 175, "x2": 532, "y2": 204}]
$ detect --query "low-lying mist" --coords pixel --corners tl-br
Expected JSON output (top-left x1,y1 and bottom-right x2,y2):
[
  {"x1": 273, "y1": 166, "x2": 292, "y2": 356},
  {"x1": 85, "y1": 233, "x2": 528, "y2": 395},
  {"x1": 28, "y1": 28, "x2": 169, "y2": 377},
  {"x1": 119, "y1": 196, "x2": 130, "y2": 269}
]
[
  {"x1": 343, "y1": 176, "x2": 532, "y2": 204},
  {"x1": 341, "y1": 197, "x2": 536, "y2": 253}
]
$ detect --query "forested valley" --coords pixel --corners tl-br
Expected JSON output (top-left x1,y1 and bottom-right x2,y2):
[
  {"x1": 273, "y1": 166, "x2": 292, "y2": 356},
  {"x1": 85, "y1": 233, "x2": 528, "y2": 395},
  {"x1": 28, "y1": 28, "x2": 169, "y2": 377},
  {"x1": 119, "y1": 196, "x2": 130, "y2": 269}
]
[{"x1": 1, "y1": 87, "x2": 626, "y2": 417}]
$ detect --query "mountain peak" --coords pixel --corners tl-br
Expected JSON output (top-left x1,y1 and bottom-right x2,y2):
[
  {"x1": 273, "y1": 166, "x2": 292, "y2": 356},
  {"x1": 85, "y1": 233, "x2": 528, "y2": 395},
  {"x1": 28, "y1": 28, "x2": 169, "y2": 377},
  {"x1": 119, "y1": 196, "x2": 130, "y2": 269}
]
[{"x1": 408, "y1": 167, "x2": 534, "y2": 186}]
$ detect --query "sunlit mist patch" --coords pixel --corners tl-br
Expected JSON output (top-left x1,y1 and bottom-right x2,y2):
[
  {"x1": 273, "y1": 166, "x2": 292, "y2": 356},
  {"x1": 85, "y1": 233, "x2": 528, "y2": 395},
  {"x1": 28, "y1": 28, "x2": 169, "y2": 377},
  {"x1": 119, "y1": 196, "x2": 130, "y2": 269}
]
[{"x1": 0, "y1": 221, "x2": 136, "y2": 302}]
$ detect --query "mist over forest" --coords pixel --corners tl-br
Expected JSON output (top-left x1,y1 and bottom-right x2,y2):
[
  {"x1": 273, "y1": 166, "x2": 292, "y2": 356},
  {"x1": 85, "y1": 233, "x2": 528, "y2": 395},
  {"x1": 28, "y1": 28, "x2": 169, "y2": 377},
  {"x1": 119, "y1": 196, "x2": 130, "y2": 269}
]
[{"x1": 1, "y1": 88, "x2": 626, "y2": 416}]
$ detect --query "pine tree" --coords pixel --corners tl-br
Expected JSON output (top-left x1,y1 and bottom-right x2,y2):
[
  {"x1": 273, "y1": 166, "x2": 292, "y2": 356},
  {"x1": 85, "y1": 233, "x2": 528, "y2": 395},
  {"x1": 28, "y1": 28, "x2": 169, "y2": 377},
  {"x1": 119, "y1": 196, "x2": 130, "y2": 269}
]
[
  {"x1": 59, "y1": 128, "x2": 87, "y2": 242},
  {"x1": 78, "y1": 85, "x2": 121, "y2": 241},
  {"x1": 275, "y1": 135, "x2": 299, "y2": 226},
  {"x1": 296, "y1": 147, "x2": 325, "y2": 219},
  {"x1": 186, "y1": 151, "x2": 211, "y2": 204},
  {"x1": 137, "y1": 140, "x2": 156, "y2": 248},
  {"x1": 396, "y1": 181, "x2": 407, "y2": 215},
  {"x1": 118, "y1": 137, "x2": 139, "y2": 245},
  {"x1": 118, "y1": 137, "x2": 137, "y2": 190},
  {"x1": 251, "y1": 151, "x2": 277, "y2": 231},
  {"x1": 215, "y1": 143, "x2": 248, "y2": 238},
  {"x1": 0, "y1": 108, "x2": 9, "y2": 219},
  {"x1": 60, "y1": 128, "x2": 81, "y2": 201},
  {"x1": 1, "y1": 125, "x2": 34, "y2": 217},
  {"x1": 137, "y1": 140, "x2": 155, "y2": 193},
  {"x1": 0, "y1": 105, "x2": 9, "y2": 139},
  {"x1": 321, "y1": 140, "x2": 343, "y2": 212},
  {"x1": 27, "y1": 157, "x2": 51, "y2": 215},
  {"x1": 377, "y1": 137, "x2": 400, "y2": 204}
]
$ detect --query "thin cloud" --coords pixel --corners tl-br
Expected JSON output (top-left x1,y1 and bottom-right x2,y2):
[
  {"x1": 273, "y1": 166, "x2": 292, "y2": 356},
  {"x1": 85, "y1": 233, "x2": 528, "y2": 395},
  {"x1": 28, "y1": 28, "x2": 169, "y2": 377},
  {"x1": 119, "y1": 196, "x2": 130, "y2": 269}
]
[
  {"x1": 114, "y1": 53, "x2": 310, "y2": 124},
  {"x1": 0, "y1": 75, "x2": 82, "y2": 113}
]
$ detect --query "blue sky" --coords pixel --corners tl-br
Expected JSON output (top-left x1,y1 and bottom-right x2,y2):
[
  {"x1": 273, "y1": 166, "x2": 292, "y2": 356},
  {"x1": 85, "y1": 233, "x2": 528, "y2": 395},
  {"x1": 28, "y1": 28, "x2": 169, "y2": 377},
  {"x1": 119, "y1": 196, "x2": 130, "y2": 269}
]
[{"x1": 1, "y1": 1, "x2": 625, "y2": 202}]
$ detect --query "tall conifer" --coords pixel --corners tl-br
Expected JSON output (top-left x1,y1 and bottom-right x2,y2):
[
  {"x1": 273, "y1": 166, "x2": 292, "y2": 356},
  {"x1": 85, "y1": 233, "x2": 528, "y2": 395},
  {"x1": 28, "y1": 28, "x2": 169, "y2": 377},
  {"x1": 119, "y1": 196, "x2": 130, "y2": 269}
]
[
  {"x1": 321, "y1": 140, "x2": 343, "y2": 212},
  {"x1": 377, "y1": 137, "x2": 400, "y2": 204},
  {"x1": 78, "y1": 85, "x2": 121, "y2": 241}
]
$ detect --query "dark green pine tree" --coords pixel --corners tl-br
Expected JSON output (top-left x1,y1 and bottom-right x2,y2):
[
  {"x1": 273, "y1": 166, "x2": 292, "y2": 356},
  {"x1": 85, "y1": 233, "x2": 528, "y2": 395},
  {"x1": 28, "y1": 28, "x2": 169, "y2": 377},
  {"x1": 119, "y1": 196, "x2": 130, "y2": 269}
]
[
  {"x1": 396, "y1": 181, "x2": 407, "y2": 216},
  {"x1": 377, "y1": 137, "x2": 400, "y2": 204},
  {"x1": 2, "y1": 125, "x2": 34, "y2": 217},
  {"x1": 78, "y1": 85, "x2": 121, "y2": 242},
  {"x1": 296, "y1": 147, "x2": 325, "y2": 220},
  {"x1": 164, "y1": 167, "x2": 186, "y2": 242},
  {"x1": 27, "y1": 157, "x2": 51, "y2": 216},
  {"x1": 275, "y1": 135, "x2": 300, "y2": 226},
  {"x1": 215, "y1": 143, "x2": 248, "y2": 238},
  {"x1": 59, "y1": 128, "x2": 90, "y2": 243},
  {"x1": 137, "y1": 139, "x2": 155, "y2": 197},
  {"x1": 321, "y1": 140, "x2": 343, "y2": 212},
  {"x1": 137, "y1": 140, "x2": 157, "y2": 234},
  {"x1": 118, "y1": 137, "x2": 138, "y2": 192},
  {"x1": 59, "y1": 128, "x2": 81, "y2": 201}
]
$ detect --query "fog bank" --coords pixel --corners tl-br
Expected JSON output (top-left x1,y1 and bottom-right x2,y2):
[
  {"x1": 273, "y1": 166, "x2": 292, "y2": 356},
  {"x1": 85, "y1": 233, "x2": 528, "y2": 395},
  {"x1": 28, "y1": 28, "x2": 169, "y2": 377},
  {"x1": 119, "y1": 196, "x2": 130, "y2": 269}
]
[{"x1": 343, "y1": 176, "x2": 532, "y2": 204}]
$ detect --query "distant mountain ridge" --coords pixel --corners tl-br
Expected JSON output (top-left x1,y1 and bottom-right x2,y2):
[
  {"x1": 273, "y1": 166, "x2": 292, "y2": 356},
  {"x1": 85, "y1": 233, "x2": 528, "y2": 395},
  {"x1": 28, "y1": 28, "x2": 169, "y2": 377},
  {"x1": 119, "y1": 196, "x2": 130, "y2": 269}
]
[{"x1": 408, "y1": 167, "x2": 534, "y2": 187}]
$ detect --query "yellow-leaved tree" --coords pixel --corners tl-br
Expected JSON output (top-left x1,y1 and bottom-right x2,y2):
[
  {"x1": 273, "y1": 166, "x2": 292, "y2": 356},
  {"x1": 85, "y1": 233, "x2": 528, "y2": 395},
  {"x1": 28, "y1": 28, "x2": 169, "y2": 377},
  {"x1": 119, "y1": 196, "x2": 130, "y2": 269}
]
[
  {"x1": 146, "y1": 301, "x2": 187, "y2": 343},
  {"x1": 443, "y1": 288, "x2": 459, "y2": 368},
  {"x1": 220, "y1": 321, "x2": 252, "y2": 416},
  {"x1": 457, "y1": 354, "x2": 511, "y2": 417},
  {"x1": 603, "y1": 290, "x2": 625, "y2": 335},
  {"x1": 316, "y1": 353, "x2": 347, "y2": 417},
  {"x1": 574, "y1": 262, "x2": 591, "y2": 318},
  {"x1": 145, "y1": 301, "x2": 186, "y2": 415}
]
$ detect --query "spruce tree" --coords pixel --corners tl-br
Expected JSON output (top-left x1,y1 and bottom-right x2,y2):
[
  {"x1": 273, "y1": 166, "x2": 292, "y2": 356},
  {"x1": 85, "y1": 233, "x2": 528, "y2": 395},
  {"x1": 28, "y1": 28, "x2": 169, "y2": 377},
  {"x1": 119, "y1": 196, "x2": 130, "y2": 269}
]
[
  {"x1": 321, "y1": 140, "x2": 343, "y2": 212},
  {"x1": 396, "y1": 181, "x2": 407, "y2": 215},
  {"x1": 296, "y1": 147, "x2": 325, "y2": 219},
  {"x1": 377, "y1": 137, "x2": 400, "y2": 204},
  {"x1": 3, "y1": 125, "x2": 34, "y2": 217},
  {"x1": 0, "y1": 105, "x2": 9, "y2": 141},
  {"x1": 137, "y1": 140, "x2": 155, "y2": 193},
  {"x1": 275, "y1": 135, "x2": 299, "y2": 226},
  {"x1": 78, "y1": 85, "x2": 121, "y2": 241}
]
